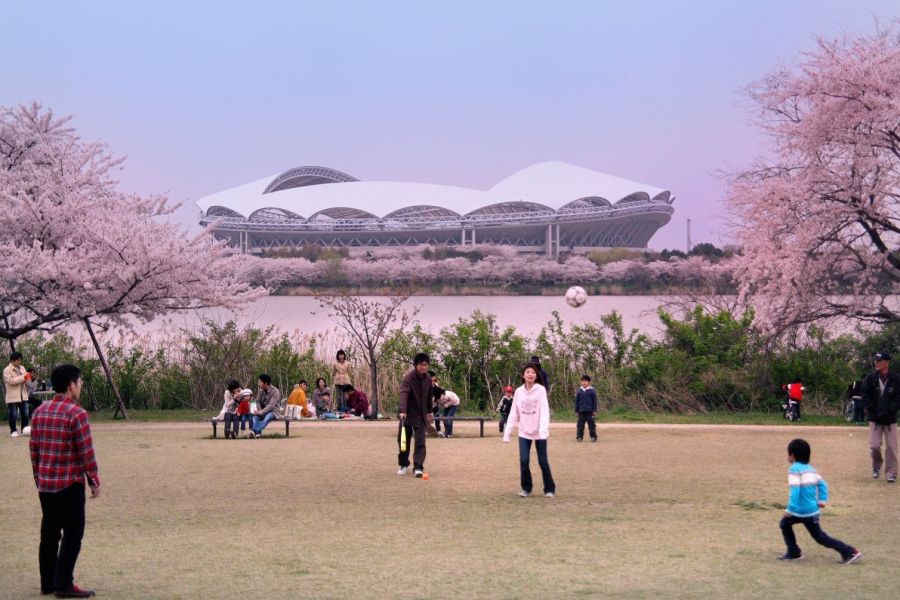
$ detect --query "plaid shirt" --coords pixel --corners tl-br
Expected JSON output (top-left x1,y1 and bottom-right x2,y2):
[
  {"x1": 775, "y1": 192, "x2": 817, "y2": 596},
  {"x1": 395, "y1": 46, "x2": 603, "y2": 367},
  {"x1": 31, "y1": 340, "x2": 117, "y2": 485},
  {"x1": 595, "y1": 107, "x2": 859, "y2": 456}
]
[{"x1": 29, "y1": 395, "x2": 100, "y2": 493}]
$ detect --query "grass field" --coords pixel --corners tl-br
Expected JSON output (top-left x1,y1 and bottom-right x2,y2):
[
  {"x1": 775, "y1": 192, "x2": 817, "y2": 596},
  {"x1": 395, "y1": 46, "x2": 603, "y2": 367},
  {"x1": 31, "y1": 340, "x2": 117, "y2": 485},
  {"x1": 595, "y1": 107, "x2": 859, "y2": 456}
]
[{"x1": 0, "y1": 420, "x2": 896, "y2": 599}]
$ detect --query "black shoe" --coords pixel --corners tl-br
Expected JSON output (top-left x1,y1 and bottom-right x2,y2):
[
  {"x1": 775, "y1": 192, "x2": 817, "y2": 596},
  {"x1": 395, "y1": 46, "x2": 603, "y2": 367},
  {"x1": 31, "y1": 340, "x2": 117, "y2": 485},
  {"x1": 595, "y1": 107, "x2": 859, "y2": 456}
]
[
  {"x1": 576, "y1": 438, "x2": 583, "y2": 442},
  {"x1": 591, "y1": 437, "x2": 598, "y2": 443},
  {"x1": 55, "y1": 584, "x2": 96, "y2": 598},
  {"x1": 840, "y1": 551, "x2": 862, "y2": 565},
  {"x1": 778, "y1": 553, "x2": 804, "y2": 561}
]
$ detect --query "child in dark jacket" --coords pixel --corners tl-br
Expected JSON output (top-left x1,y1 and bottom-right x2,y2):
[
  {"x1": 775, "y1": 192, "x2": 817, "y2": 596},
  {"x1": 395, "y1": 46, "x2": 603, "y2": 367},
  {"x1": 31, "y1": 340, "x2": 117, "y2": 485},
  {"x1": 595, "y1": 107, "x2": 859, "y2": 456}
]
[
  {"x1": 497, "y1": 386, "x2": 514, "y2": 433},
  {"x1": 575, "y1": 375, "x2": 598, "y2": 442}
]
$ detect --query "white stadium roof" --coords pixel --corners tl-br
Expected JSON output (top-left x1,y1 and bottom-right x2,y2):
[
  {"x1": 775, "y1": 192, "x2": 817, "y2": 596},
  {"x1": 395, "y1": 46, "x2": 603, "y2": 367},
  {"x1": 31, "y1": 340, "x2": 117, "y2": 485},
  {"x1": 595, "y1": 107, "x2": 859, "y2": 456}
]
[{"x1": 196, "y1": 161, "x2": 671, "y2": 220}]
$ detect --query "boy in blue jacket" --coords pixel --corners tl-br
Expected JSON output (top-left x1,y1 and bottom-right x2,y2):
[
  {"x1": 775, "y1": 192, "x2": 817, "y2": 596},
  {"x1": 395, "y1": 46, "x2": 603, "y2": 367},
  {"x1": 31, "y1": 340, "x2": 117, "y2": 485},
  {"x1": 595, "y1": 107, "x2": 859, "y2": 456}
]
[
  {"x1": 779, "y1": 438, "x2": 861, "y2": 564},
  {"x1": 575, "y1": 375, "x2": 598, "y2": 442}
]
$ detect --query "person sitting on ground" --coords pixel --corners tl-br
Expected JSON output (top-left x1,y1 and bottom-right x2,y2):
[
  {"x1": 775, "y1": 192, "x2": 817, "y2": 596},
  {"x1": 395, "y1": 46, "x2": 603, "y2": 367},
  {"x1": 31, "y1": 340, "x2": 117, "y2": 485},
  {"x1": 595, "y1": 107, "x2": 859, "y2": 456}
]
[
  {"x1": 437, "y1": 389, "x2": 460, "y2": 438},
  {"x1": 311, "y1": 378, "x2": 332, "y2": 415},
  {"x1": 220, "y1": 380, "x2": 242, "y2": 439},
  {"x1": 236, "y1": 388, "x2": 253, "y2": 437},
  {"x1": 343, "y1": 384, "x2": 372, "y2": 419},
  {"x1": 497, "y1": 386, "x2": 514, "y2": 433},
  {"x1": 251, "y1": 374, "x2": 282, "y2": 438},
  {"x1": 285, "y1": 380, "x2": 312, "y2": 419}
]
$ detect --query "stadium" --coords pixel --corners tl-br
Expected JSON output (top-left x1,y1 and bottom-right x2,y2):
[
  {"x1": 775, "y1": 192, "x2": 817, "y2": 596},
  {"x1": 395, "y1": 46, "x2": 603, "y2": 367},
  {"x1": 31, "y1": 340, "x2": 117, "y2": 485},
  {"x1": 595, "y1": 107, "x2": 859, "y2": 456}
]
[{"x1": 197, "y1": 161, "x2": 675, "y2": 256}]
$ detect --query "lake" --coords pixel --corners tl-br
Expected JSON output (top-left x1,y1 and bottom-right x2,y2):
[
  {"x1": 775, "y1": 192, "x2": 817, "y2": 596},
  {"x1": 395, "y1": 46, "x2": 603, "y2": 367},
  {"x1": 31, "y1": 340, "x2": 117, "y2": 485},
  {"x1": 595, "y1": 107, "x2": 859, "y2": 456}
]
[{"x1": 135, "y1": 294, "x2": 676, "y2": 341}]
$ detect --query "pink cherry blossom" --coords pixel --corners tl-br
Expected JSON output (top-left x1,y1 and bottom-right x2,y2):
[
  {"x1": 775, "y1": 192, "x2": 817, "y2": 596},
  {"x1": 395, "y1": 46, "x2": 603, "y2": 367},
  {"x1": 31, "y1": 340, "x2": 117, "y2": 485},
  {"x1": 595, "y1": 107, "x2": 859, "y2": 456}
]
[
  {"x1": 0, "y1": 103, "x2": 262, "y2": 342},
  {"x1": 727, "y1": 23, "x2": 900, "y2": 334}
]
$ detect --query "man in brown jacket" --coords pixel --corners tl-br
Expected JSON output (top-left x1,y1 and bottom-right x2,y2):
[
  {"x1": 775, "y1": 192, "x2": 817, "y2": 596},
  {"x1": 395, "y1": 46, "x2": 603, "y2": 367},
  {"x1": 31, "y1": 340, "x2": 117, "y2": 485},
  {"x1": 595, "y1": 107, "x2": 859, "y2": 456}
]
[{"x1": 397, "y1": 353, "x2": 434, "y2": 477}]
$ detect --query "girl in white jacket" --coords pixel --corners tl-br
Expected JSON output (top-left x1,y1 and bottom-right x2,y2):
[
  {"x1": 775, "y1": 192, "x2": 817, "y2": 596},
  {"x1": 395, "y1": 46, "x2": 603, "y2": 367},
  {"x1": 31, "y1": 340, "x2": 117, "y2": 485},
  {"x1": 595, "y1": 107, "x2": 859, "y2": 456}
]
[{"x1": 503, "y1": 363, "x2": 556, "y2": 498}]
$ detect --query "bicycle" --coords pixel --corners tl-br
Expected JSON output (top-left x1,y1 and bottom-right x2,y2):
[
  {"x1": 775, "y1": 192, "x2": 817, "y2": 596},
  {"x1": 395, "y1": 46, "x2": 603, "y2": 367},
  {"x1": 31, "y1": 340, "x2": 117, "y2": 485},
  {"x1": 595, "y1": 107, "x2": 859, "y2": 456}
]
[
  {"x1": 845, "y1": 395, "x2": 863, "y2": 423},
  {"x1": 782, "y1": 397, "x2": 800, "y2": 422}
]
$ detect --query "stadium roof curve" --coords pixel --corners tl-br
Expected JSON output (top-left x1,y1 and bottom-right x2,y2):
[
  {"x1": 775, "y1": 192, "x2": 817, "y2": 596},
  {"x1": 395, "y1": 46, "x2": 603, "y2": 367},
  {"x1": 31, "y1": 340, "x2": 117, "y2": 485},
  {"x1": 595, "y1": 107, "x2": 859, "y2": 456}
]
[{"x1": 196, "y1": 161, "x2": 672, "y2": 220}]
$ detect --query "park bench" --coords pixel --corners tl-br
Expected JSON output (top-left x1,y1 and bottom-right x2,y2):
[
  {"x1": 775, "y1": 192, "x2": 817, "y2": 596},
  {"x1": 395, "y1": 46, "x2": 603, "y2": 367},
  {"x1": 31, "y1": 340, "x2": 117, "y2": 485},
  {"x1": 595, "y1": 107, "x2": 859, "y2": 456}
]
[
  {"x1": 208, "y1": 415, "x2": 313, "y2": 438},
  {"x1": 433, "y1": 415, "x2": 493, "y2": 437}
]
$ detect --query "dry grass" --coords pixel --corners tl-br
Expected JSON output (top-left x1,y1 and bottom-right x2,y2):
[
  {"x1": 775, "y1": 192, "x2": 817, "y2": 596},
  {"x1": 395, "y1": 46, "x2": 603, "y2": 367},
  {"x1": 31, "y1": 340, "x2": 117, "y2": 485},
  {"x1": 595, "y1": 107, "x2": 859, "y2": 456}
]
[{"x1": 1, "y1": 422, "x2": 897, "y2": 599}]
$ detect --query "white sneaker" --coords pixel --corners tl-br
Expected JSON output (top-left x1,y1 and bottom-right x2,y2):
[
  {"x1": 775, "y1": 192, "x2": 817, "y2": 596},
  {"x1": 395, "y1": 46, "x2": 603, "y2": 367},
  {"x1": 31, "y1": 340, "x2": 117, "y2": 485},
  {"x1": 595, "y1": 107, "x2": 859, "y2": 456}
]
[
  {"x1": 396, "y1": 467, "x2": 409, "y2": 475},
  {"x1": 545, "y1": 492, "x2": 555, "y2": 498},
  {"x1": 518, "y1": 490, "x2": 529, "y2": 498},
  {"x1": 414, "y1": 469, "x2": 424, "y2": 478},
  {"x1": 10, "y1": 431, "x2": 19, "y2": 438}
]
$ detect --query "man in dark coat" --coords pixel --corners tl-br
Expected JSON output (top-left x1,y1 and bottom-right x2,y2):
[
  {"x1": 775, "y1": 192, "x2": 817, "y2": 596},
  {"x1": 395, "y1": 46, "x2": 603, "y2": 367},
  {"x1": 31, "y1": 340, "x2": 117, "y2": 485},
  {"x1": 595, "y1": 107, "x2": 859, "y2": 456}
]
[
  {"x1": 530, "y1": 355, "x2": 550, "y2": 391},
  {"x1": 860, "y1": 351, "x2": 900, "y2": 483},
  {"x1": 397, "y1": 353, "x2": 434, "y2": 477}
]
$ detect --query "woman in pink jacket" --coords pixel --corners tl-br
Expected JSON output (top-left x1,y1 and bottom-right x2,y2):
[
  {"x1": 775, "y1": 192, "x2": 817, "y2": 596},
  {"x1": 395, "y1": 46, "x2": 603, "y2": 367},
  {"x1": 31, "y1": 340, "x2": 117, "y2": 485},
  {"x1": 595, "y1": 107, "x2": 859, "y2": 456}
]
[{"x1": 503, "y1": 363, "x2": 555, "y2": 498}]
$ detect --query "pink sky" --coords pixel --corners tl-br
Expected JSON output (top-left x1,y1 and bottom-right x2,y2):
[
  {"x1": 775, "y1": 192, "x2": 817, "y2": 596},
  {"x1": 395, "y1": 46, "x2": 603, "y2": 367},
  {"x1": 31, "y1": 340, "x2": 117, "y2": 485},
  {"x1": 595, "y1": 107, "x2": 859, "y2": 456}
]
[{"x1": 3, "y1": 1, "x2": 897, "y2": 250}]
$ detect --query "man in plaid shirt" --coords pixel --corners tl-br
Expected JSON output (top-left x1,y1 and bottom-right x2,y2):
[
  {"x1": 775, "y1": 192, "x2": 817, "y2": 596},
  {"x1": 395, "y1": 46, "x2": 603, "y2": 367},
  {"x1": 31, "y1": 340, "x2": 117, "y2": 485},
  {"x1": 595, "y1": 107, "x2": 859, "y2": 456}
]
[{"x1": 29, "y1": 364, "x2": 100, "y2": 598}]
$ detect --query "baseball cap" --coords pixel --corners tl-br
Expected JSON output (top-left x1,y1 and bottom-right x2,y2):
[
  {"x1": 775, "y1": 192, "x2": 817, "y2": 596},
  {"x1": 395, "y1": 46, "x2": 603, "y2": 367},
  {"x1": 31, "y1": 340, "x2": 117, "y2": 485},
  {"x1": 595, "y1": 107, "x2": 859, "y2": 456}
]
[
  {"x1": 874, "y1": 351, "x2": 892, "y2": 362},
  {"x1": 240, "y1": 388, "x2": 253, "y2": 397},
  {"x1": 503, "y1": 386, "x2": 514, "y2": 393}
]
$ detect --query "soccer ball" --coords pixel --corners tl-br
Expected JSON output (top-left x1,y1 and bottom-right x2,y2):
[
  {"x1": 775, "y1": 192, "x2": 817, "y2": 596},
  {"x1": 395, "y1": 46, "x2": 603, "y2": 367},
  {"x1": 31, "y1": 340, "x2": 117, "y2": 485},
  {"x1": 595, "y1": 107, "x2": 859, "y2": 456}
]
[
  {"x1": 565, "y1": 286, "x2": 588, "y2": 308},
  {"x1": 22, "y1": 426, "x2": 31, "y2": 436}
]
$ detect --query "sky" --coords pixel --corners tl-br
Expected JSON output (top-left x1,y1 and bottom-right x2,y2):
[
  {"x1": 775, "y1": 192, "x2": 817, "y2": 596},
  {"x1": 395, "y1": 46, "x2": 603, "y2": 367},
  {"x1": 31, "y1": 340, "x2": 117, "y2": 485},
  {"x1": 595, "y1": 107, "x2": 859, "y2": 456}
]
[{"x1": 2, "y1": 0, "x2": 897, "y2": 250}]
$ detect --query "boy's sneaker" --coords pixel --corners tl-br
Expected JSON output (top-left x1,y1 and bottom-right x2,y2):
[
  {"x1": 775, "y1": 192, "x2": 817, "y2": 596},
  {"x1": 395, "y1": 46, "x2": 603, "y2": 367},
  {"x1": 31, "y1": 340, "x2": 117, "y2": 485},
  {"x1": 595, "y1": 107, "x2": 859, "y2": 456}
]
[
  {"x1": 254, "y1": 433, "x2": 261, "y2": 439},
  {"x1": 872, "y1": 470, "x2": 880, "y2": 479},
  {"x1": 590, "y1": 437, "x2": 598, "y2": 443},
  {"x1": 396, "y1": 466, "x2": 408, "y2": 475},
  {"x1": 545, "y1": 492, "x2": 555, "y2": 498},
  {"x1": 55, "y1": 583, "x2": 96, "y2": 597},
  {"x1": 518, "y1": 490, "x2": 529, "y2": 498},
  {"x1": 414, "y1": 469, "x2": 424, "y2": 478},
  {"x1": 576, "y1": 437, "x2": 583, "y2": 442},
  {"x1": 778, "y1": 553, "x2": 804, "y2": 561},
  {"x1": 840, "y1": 551, "x2": 862, "y2": 565},
  {"x1": 11, "y1": 431, "x2": 19, "y2": 438},
  {"x1": 887, "y1": 475, "x2": 896, "y2": 483},
  {"x1": 438, "y1": 431, "x2": 446, "y2": 438}
]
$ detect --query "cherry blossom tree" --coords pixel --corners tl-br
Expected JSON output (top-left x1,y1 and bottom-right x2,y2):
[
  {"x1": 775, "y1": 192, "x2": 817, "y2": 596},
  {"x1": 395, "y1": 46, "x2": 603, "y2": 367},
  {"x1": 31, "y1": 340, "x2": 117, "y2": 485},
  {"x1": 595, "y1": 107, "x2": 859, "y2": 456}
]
[
  {"x1": 316, "y1": 290, "x2": 419, "y2": 418},
  {"x1": 0, "y1": 103, "x2": 261, "y2": 415},
  {"x1": 727, "y1": 24, "x2": 900, "y2": 335}
]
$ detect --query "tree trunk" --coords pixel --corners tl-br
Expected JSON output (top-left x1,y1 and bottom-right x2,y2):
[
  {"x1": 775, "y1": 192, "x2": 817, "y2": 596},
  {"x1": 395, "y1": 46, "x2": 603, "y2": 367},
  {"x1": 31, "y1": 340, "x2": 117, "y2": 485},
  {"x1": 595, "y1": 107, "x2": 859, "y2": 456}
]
[
  {"x1": 369, "y1": 351, "x2": 379, "y2": 419},
  {"x1": 83, "y1": 318, "x2": 129, "y2": 419},
  {"x1": 2, "y1": 310, "x2": 15, "y2": 353}
]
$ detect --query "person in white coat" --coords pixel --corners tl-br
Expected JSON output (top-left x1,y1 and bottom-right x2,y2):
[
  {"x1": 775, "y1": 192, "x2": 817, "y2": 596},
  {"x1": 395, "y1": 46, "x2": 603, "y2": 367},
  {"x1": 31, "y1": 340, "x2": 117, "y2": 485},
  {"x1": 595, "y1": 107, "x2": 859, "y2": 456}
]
[
  {"x1": 3, "y1": 351, "x2": 29, "y2": 437},
  {"x1": 503, "y1": 363, "x2": 556, "y2": 498}
]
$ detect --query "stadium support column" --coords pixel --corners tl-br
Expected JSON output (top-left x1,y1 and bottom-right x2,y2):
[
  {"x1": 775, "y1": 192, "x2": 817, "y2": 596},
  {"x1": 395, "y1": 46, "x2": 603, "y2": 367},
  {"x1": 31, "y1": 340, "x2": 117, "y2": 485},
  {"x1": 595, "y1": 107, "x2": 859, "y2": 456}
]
[
  {"x1": 471, "y1": 227, "x2": 476, "y2": 245},
  {"x1": 461, "y1": 227, "x2": 466, "y2": 247},
  {"x1": 546, "y1": 223, "x2": 560, "y2": 257}
]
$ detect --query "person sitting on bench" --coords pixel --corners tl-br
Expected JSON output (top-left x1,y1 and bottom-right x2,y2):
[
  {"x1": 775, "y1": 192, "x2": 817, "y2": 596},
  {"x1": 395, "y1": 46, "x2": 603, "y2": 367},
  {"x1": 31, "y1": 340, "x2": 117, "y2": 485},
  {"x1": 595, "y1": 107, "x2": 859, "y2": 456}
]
[{"x1": 251, "y1": 374, "x2": 282, "y2": 438}]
